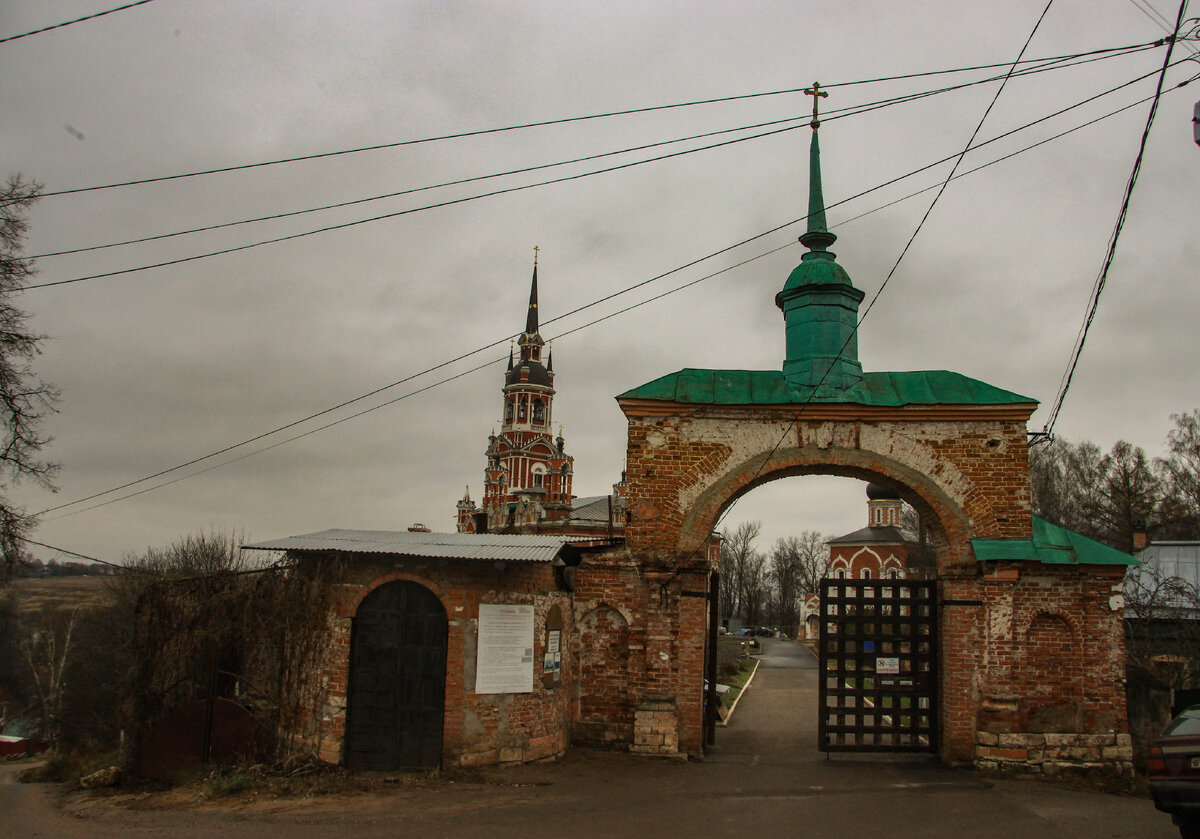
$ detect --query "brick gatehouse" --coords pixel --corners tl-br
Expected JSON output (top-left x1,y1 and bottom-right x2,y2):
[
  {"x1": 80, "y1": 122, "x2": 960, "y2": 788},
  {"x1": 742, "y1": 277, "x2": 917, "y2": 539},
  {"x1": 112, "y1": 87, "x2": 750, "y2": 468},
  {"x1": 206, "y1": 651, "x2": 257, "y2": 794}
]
[{"x1": 599, "y1": 120, "x2": 1136, "y2": 771}]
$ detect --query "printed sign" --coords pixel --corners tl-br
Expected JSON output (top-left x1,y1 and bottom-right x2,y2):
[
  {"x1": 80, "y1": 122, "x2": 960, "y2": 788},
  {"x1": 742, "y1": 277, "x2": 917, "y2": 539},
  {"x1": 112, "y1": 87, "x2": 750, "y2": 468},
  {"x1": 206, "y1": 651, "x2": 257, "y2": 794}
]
[
  {"x1": 476, "y1": 604, "x2": 535, "y2": 694},
  {"x1": 876, "y1": 657, "x2": 900, "y2": 675}
]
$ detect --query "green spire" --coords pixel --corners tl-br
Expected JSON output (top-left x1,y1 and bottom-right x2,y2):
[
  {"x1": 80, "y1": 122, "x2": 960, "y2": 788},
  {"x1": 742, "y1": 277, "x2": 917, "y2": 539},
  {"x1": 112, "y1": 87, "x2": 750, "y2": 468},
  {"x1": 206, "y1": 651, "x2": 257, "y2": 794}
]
[
  {"x1": 799, "y1": 129, "x2": 837, "y2": 254},
  {"x1": 775, "y1": 98, "x2": 864, "y2": 396}
]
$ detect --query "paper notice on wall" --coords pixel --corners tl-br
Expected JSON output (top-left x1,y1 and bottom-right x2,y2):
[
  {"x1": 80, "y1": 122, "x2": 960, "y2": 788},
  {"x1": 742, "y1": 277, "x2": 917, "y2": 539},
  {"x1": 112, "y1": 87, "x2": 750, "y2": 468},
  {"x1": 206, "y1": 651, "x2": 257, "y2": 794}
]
[{"x1": 476, "y1": 603, "x2": 535, "y2": 694}]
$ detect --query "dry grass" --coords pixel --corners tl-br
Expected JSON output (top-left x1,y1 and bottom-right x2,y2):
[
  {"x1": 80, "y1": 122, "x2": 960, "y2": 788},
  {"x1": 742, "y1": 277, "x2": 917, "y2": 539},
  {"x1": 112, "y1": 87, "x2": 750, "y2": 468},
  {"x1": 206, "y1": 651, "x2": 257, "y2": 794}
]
[{"x1": 7, "y1": 577, "x2": 110, "y2": 616}]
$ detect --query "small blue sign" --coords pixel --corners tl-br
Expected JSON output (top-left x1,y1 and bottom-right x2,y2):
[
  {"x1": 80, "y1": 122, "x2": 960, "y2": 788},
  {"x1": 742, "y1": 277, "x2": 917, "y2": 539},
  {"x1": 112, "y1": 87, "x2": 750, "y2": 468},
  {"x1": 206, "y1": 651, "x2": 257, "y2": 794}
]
[{"x1": 863, "y1": 641, "x2": 875, "y2": 652}]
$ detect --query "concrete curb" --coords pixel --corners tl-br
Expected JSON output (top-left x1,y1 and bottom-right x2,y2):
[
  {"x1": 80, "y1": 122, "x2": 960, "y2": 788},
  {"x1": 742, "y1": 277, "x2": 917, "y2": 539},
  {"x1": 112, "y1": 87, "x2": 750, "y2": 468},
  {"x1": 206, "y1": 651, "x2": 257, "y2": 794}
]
[{"x1": 716, "y1": 657, "x2": 760, "y2": 727}]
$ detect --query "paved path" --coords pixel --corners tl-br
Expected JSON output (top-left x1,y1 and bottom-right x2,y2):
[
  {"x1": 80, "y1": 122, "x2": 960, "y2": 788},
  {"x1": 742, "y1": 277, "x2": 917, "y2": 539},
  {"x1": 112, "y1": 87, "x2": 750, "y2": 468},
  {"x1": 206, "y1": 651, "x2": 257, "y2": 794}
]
[{"x1": 0, "y1": 639, "x2": 1179, "y2": 838}]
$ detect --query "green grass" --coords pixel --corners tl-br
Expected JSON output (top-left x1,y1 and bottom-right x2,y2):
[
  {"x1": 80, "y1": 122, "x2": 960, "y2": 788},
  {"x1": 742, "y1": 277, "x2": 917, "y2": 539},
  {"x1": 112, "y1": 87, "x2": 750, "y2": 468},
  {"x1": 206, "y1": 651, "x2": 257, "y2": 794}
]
[{"x1": 720, "y1": 657, "x2": 758, "y2": 710}]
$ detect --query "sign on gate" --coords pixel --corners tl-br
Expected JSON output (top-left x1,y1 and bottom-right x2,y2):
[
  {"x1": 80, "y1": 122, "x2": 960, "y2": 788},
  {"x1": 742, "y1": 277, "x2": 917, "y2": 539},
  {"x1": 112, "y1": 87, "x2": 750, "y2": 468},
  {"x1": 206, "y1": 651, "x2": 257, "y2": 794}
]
[{"x1": 817, "y1": 579, "x2": 937, "y2": 752}]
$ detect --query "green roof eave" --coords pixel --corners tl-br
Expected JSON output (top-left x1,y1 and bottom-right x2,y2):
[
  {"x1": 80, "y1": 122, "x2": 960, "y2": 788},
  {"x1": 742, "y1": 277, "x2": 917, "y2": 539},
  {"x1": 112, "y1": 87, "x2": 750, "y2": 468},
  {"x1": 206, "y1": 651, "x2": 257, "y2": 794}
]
[
  {"x1": 616, "y1": 368, "x2": 1035, "y2": 407},
  {"x1": 971, "y1": 516, "x2": 1139, "y2": 567}
]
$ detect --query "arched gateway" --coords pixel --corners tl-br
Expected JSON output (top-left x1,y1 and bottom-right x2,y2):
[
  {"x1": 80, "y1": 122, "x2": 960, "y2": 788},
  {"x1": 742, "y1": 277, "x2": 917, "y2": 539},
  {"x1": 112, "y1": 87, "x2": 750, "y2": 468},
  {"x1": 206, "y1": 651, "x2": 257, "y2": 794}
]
[{"x1": 599, "y1": 111, "x2": 1136, "y2": 771}]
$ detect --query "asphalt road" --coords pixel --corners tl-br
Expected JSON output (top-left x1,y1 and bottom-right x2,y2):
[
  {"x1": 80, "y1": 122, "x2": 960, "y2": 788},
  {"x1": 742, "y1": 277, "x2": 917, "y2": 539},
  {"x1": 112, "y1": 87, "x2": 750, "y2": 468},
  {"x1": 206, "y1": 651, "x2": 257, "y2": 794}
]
[{"x1": 0, "y1": 639, "x2": 1180, "y2": 838}]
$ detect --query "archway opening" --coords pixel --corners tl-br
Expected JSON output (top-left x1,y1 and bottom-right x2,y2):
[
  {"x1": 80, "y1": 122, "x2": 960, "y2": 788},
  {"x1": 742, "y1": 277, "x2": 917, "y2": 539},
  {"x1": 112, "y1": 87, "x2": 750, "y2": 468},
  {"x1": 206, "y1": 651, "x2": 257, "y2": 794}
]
[{"x1": 708, "y1": 471, "x2": 949, "y2": 757}]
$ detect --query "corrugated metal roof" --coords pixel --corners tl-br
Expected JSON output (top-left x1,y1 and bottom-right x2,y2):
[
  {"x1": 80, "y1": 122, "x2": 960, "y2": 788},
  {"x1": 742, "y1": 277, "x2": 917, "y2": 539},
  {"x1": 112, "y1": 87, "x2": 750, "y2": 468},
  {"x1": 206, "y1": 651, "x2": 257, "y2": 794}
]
[
  {"x1": 242, "y1": 529, "x2": 574, "y2": 563},
  {"x1": 569, "y1": 494, "x2": 622, "y2": 522}
]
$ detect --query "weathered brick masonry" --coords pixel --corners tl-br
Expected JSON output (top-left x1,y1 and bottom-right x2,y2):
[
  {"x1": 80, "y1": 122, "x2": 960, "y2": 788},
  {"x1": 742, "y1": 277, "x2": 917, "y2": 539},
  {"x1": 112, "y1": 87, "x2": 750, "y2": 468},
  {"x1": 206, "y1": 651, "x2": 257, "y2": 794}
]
[
  {"x1": 311, "y1": 556, "x2": 573, "y2": 767},
  {"x1": 609, "y1": 399, "x2": 1131, "y2": 770}
]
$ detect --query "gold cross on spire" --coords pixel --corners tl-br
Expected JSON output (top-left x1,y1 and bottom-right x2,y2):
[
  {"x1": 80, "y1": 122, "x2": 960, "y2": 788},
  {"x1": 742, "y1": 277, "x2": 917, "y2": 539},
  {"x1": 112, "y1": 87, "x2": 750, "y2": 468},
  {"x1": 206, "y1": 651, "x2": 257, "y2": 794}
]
[
  {"x1": 804, "y1": 81, "x2": 828, "y2": 129},
  {"x1": 533, "y1": 244, "x2": 539, "y2": 266}
]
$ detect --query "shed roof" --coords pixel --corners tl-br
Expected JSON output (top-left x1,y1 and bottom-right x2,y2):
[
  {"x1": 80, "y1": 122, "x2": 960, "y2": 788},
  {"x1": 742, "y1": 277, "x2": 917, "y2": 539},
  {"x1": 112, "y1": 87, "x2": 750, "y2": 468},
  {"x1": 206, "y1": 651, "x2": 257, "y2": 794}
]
[
  {"x1": 243, "y1": 529, "x2": 576, "y2": 563},
  {"x1": 971, "y1": 517, "x2": 1137, "y2": 566},
  {"x1": 617, "y1": 368, "x2": 1034, "y2": 407}
]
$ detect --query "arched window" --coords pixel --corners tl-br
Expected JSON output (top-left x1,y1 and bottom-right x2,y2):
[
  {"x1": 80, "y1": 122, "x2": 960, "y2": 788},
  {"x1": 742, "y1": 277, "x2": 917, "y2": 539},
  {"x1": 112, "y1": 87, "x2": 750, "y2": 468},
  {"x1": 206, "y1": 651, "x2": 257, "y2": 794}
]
[
  {"x1": 532, "y1": 399, "x2": 545, "y2": 424},
  {"x1": 505, "y1": 399, "x2": 514, "y2": 422},
  {"x1": 862, "y1": 568, "x2": 872, "y2": 579},
  {"x1": 837, "y1": 570, "x2": 846, "y2": 579},
  {"x1": 518, "y1": 397, "x2": 527, "y2": 422}
]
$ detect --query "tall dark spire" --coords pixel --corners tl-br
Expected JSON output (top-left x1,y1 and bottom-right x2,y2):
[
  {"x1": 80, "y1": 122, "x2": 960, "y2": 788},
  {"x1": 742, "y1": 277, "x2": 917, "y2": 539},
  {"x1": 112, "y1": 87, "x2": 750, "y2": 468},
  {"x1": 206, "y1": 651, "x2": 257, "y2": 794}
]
[{"x1": 525, "y1": 248, "x2": 539, "y2": 335}]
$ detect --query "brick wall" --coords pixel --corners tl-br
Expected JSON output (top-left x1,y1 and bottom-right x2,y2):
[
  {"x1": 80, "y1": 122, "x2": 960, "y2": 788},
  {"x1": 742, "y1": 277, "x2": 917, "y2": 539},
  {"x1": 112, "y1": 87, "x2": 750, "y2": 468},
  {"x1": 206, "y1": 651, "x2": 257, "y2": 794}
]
[
  {"x1": 609, "y1": 398, "x2": 1131, "y2": 770},
  {"x1": 314, "y1": 554, "x2": 573, "y2": 768},
  {"x1": 974, "y1": 564, "x2": 1131, "y2": 774}
]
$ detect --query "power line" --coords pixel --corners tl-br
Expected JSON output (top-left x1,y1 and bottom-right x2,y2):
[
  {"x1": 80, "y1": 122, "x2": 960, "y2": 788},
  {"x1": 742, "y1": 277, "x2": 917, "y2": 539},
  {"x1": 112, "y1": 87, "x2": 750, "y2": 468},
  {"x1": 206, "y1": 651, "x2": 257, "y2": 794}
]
[
  {"x1": 45, "y1": 244, "x2": 800, "y2": 520},
  {"x1": 23, "y1": 40, "x2": 1163, "y2": 201},
  {"x1": 30, "y1": 45, "x2": 1156, "y2": 261},
  {"x1": 1127, "y1": 0, "x2": 1200, "y2": 57},
  {"x1": 25, "y1": 121, "x2": 810, "y2": 290},
  {"x1": 1042, "y1": 0, "x2": 1190, "y2": 439},
  {"x1": 20, "y1": 537, "x2": 124, "y2": 570},
  {"x1": 36, "y1": 54, "x2": 1199, "y2": 518},
  {"x1": 25, "y1": 54, "x2": 1184, "y2": 291},
  {"x1": 0, "y1": 0, "x2": 159, "y2": 45},
  {"x1": 30, "y1": 115, "x2": 807, "y2": 260}
]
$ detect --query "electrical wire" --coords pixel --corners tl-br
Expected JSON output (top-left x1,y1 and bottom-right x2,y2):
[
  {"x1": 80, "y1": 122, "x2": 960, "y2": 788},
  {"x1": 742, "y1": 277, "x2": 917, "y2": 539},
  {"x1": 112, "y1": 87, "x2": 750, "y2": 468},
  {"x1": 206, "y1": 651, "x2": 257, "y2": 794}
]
[
  {"x1": 1127, "y1": 0, "x2": 1200, "y2": 57},
  {"x1": 21, "y1": 41, "x2": 1160, "y2": 201},
  {"x1": 30, "y1": 116, "x2": 807, "y2": 260},
  {"x1": 24, "y1": 121, "x2": 810, "y2": 290},
  {"x1": 1042, "y1": 0, "x2": 1189, "y2": 439},
  {"x1": 37, "y1": 63, "x2": 1197, "y2": 519},
  {"x1": 25, "y1": 54, "x2": 1187, "y2": 292},
  {"x1": 44, "y1": 244, "x2": 799, "y2": 520},
  {"x1": 28, "y1": 43, "x2": 1159, "y2": 262},
  {"x1": 0, "y1": 0, "x2": 159, "y2": 45}
]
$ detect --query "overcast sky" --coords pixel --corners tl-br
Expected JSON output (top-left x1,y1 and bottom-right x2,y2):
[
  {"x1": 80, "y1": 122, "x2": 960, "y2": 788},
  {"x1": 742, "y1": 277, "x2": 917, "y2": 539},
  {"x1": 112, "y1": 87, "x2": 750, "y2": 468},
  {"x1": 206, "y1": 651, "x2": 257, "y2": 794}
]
[{"x1": 2, "y1": 0, "x2": 1198, "y2": 563}]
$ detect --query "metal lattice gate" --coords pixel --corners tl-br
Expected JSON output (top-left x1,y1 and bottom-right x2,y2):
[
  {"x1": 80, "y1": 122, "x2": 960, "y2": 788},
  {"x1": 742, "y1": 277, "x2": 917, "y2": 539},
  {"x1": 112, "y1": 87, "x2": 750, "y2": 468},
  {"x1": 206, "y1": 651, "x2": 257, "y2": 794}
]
[{"x1": 818, "y1": 579, "x2": 937, "y2": 752}]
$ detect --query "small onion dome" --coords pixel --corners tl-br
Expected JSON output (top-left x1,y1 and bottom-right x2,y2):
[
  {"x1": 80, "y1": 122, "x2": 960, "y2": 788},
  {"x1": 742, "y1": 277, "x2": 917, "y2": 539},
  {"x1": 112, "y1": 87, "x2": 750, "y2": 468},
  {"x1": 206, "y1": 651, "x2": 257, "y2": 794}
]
[
  {"x1": 866, "y1": 482, "x2": 901, "y2": 501},
  {"x1": 505, "y1": 360, "x2": 551, "y2": 387}
]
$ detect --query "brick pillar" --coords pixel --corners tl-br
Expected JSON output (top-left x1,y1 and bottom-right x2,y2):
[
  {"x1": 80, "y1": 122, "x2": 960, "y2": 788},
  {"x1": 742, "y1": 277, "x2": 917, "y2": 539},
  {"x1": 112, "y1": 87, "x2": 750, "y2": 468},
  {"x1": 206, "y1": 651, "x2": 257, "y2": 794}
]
[{"x1": 939, "y1": 572, "x2": 984, "y2": 763}]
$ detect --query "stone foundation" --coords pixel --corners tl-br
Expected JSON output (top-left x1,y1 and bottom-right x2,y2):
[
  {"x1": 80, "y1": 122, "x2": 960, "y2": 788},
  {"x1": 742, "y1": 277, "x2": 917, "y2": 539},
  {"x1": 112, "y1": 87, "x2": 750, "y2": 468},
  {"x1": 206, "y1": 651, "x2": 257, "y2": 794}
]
[{"x1": 975, "y1": 731, "x2": 1134, "y2": 776}]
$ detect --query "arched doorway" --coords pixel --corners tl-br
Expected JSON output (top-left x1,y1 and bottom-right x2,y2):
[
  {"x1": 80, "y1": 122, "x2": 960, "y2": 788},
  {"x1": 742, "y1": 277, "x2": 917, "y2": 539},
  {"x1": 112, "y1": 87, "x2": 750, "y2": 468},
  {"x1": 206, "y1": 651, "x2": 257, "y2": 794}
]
[{"x1": 345, "y1": 580, "x2": 447, "y2": 770}]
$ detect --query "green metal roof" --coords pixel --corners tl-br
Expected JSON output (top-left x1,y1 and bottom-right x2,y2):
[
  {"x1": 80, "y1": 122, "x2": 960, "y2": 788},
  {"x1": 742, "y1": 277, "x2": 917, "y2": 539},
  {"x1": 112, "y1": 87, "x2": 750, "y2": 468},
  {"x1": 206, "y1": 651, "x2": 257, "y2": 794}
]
[
  {"x1": 971, "y1": 516, "x2": 1138, "y2": 566},
  {"x1": 616, "y1": 368, "x2": 1035, "y2": 407}
]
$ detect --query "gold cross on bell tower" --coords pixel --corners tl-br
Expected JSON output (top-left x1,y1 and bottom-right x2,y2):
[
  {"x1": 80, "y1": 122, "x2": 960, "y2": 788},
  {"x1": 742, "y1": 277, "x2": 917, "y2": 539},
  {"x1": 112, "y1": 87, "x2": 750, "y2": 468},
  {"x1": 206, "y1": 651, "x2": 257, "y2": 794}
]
[
  {"x1": 533, "y1": 244, "x2": 539, "y2": 266},
  {"x1": 804, "y1": 81, "x2": 828, "y2": 129}
]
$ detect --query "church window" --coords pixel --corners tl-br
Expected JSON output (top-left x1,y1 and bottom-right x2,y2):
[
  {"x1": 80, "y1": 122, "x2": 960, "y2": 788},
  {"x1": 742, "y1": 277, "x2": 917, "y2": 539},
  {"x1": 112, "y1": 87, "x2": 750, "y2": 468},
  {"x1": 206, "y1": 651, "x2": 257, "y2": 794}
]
[
  {"x1": 862, "y1": 568, "x2": 872, "y2": 579},
  {"x1": 518, "y1": 398, "x2": 527, "y2": 422},
  {"x1": 532, "y1": 398, "x2": 545, "y2": 424},
  {"x1": 505, "y1": 400, "x2": 514, "y2": 422}
]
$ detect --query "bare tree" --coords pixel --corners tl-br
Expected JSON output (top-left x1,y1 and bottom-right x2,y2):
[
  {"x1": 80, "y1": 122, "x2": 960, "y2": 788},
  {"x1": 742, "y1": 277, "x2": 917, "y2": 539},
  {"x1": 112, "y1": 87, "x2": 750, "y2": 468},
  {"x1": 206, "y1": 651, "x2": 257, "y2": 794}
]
[
  {"x1": 1031, "y1": 436, "x2": 1179, "y2": 551},
  {"x1": 719, "y1": 520, "x2": 761, "y2": 622},
  {"x1": 20, "y1": 610, "x2": 77, "y2": 752},
  {"x1": 0, "y1": 175, "x2": 58, "y2": 575},
  {"x1": 1161, "y1": 409, "x2": 1200, "y2": 538},
  {"x1": 768, "y1": 532, "x2": 824, "y2": 635}
]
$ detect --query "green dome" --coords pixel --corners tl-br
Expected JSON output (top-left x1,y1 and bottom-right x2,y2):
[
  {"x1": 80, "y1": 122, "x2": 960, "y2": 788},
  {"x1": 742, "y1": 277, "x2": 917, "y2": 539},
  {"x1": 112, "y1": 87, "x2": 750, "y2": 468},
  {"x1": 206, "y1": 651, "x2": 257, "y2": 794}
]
[{"x1": 781, "y1": 251, "x2": 854, "y2": 293}]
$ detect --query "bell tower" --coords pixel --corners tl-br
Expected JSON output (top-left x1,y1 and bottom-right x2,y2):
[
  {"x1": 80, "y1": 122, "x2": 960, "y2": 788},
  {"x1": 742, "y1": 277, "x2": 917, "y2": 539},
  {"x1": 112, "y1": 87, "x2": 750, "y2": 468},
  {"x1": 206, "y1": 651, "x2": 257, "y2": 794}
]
[{"x1": 457, "y1": 251, "x2": 574, "y2": 532}]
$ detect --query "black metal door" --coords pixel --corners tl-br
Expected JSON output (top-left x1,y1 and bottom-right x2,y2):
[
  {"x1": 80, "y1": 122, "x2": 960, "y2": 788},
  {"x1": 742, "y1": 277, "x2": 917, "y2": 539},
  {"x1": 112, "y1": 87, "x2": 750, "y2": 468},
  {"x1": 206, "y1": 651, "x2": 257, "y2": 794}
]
[
  {"x1": 818, "y1": 579, "x2": 937, "y2": 752},
  {"x1": 346, "y1": 581, "x2": 447, "y2": 770}
]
